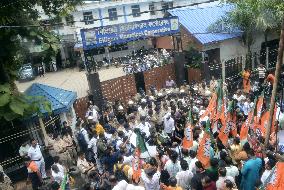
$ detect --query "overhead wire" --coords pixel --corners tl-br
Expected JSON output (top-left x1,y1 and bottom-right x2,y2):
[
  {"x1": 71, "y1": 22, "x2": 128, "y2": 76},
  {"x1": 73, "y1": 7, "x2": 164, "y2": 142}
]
[{"x1": 0, "y1": 0, "x2": 221, "y2": 28}]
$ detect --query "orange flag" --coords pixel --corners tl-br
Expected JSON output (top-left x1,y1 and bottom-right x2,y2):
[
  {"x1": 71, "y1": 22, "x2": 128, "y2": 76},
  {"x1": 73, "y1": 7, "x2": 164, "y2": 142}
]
[
  {"x1": 200, "y1": 93, "x2": 217, "y2": 120},
  {"x1": 182, "y1": 123, "x2": 193, "y2": 149},
  {"x1": 258, "y1": 111, "x2": 270, "y2": 136},
  {"x1": 218, "y1": 103, "x2": 230, "y2": 146},
  {"x1": 240, "y1": 111, "x2": 254, "y2": 141},
  {"x1": 230, "y1": 112, "x2": 238, "y2": 137},
  {"x1": 132, "y1": 149, "x2": 142, "y2": 183},
  {"x1": 257, "y1": 106, "x2": 277, "y2": 136},
  {"x1": 266, "y1": 162, "x2": 284, "y2": 190},
  {"x1": 197, "y1": 123, "x2": 211, "y2": 169},
  {"x1": 256, "y1": 94, "x2": 264, "y2": 123}
]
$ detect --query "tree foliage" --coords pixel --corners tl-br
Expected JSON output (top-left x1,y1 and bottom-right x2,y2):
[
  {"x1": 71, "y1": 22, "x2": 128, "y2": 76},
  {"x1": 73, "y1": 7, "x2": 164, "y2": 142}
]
[
  {"x1": 209, "y1": 0, "x2": 284, "y2": 67},
  {"x1": 0, "y1": 0, "x2": 82, "y2": 121}
]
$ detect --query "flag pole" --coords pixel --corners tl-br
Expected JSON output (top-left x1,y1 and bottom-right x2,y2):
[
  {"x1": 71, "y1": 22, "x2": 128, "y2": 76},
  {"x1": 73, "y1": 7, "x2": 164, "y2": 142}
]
[{"x1": 265, "y1": 18, "x2": 284, "y2": 147}]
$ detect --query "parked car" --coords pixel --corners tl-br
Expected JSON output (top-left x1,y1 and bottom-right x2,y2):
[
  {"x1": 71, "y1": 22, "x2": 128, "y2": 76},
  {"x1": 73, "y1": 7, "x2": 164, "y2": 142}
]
[{"x1": 18, "y1": 64, "x2": 35, "y2": 81}]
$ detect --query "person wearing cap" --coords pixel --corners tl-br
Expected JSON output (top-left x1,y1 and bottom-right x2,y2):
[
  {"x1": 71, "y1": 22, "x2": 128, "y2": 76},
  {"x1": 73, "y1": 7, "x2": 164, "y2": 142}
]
[{"x1": 116, "y1": 105, "x2": 127, "y2": 124}]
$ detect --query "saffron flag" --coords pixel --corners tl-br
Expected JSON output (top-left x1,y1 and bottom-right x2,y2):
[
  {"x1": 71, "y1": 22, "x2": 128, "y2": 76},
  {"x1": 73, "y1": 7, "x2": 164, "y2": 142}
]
[
  {"x1": 240, "y1": 98, "x2": 257, "y2": 141},
  {"x1": 132, "y1": 129, "x2": 147, "y2": 183},
  {"x1": 230, "y1": 112, "x2": 238, "y2": 137},
  {"x1": 256, "y1": 93, "x2": 264, "y2": 124},
  {"x1": 197, "y1": 121, "x2": 211, "y2": 169},
  {"x1": 200, "y1": 93, "x2": 217, "y2": 120},
  {"x1": 132, "y1": 149, "x2": 142, "y2": 184},
  {"x1": 182, "y1": 110, "x2": 193, "y2": 149},
  {"x1": 257, "y1": 105, "x2": 277, "y2": 137},
  {"x1": 266, "y1": 162, "x2": 284, "y2": 190}
]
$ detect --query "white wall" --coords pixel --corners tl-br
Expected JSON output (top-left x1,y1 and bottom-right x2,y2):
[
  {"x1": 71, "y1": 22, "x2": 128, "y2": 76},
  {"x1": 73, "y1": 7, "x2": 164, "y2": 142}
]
[
  {"x1": 72, "y1": 0, "x2": 211, "y2": 41},
  {"x1": 219, "y1": 38, "x2": 247, "y2": 61}
]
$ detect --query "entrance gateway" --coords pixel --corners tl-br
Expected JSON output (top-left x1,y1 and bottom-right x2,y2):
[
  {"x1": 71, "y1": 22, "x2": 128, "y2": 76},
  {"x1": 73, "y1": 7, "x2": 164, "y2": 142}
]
[{"x1": 80, "y1": 17, "x2": 183, "y2": 106}]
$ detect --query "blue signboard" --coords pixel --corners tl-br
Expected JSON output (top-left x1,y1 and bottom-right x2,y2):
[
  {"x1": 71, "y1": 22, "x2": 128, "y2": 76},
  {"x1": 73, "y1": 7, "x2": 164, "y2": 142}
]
[{"x1": 80, "y1": 17, "x2": 179, "y2": 50}]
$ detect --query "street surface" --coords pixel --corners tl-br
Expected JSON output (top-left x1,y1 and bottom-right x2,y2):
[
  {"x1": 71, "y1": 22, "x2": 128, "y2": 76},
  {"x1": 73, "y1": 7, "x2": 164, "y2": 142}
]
[{"x1": 16, "y1": 67, "x2": 126, "y2": 98}]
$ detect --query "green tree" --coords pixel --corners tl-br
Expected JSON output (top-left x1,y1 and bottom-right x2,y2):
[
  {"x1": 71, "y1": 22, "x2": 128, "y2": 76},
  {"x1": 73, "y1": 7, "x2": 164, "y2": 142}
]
[
  {"x1": 0, "y1": 0, "x2": 82, "y2": 121},
  {"x1": 210, "y1": 0, "x2": 284, "y2": 67}
]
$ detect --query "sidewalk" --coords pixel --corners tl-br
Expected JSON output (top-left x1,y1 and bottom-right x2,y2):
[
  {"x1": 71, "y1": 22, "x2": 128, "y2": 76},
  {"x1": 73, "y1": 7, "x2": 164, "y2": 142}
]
[{"x1": 16, "y1": 67, "x2": 125, "y2": 98}]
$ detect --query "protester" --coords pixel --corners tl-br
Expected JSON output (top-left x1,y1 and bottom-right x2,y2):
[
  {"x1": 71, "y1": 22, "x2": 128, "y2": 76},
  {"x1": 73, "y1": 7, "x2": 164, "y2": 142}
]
[
  {"x1": 11, "y1": 71, "x2": 284, "y2": 190},
  {"x1": 240, "y1": 149, "x2": 262, "y2": 190},
  {"x1": 27, "y1": 139, "x2": 47, "y2": 179},
  {"x1": 242, "y1": 68, "x2": 251, "y2": 93},
  {"x1": 257, "y1": 64, "x2": 266, "y2": 84},
  {"x1": 24, "y1": 157, "x2": 43, "y2": 190}
]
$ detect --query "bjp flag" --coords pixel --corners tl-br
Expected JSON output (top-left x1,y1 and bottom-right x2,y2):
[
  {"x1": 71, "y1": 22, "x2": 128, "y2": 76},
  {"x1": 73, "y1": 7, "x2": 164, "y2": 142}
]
[
  {"x1": 200, "y1": 93, "x2": 217, "y2": 121},
  {"x1": 258, "y1": 111, "x2": 270, "y2": 136},
  {"x1": 258, "y1": 105, "x2": 277, "y2": 136},
  {"x1": 230, "y1": 112, "x2": 238, "y2": 137},
  {"x1": 256, "y1": 94, "x2": 264, "y2": 123},
  {"x1": 182, "y1": 123, "x2": 193, "y2": 149},
  {"x1": 197, "y1": 121, "x2": 211, "y2": 169},
  {"x1": 240, "y1": 111, "x2": 254, "y2": 141},
  {"x1": 266, "y1": 162, "x2": 284, "y2": 190},
  {"x1": 132, "y1": 148, "x2": 142, "y2": 184}
]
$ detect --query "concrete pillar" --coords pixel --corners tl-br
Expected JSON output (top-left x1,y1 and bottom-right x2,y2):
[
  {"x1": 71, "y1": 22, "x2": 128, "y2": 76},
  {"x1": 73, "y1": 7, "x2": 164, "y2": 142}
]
[
  {"x1": 266, "y1": 47, "x2": 269, "y2": 68},
  {"x1": 221, "y1": 59, "x2": 225, "y2": 82},
  {"x1": 38, "y1": 117, "x2": 48, "y2": 146}
]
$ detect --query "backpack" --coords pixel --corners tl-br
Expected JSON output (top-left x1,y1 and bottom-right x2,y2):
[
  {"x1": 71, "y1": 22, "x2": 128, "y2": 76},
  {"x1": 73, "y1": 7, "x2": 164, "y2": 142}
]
[
  {"x1": 114, "y1": 164, "x2": 128, "y2": 182},
  {"x1": 77, "y1": 129, "x2": 88, "y2": 152}
]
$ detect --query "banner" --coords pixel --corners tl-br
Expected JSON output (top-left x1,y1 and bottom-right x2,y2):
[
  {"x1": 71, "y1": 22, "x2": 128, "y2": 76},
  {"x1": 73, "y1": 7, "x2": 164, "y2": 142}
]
[{"x1": 80, "y1": 17, "x2": 179, "y2": 50}]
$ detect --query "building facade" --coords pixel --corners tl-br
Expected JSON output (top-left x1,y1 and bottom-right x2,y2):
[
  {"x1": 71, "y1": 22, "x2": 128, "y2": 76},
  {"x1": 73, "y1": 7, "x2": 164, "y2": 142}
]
[{"x1": 40, "y1": 0, "x2": 215, "y2": 62}]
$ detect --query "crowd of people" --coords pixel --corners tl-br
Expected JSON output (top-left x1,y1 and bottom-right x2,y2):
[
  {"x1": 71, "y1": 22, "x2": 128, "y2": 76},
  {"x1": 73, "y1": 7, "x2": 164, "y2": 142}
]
[
  {"x1": 120, "y1": 49, "x2": 172, "y2": 74},
  {"x1": 1, "y1": 64, "x2": 283, "y2": 190}
]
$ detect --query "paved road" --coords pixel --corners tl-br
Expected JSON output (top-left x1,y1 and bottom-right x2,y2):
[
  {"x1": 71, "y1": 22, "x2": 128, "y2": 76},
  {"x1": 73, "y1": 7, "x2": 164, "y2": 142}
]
[{"x1": 16, "y1": 67, "x2": 125, "y2": 98}]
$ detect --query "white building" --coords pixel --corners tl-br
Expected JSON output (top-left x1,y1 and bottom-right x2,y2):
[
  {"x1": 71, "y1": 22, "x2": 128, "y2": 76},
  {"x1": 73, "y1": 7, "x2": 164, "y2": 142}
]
[{"x1": 39, "y1": 0, "x2": 216, "y2": 61}]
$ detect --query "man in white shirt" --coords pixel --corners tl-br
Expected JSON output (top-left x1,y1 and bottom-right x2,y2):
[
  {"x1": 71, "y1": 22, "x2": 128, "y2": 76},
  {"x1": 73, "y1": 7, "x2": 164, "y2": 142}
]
[
  {"x1": 176, "y1": 159, "x2": 193, "y2": 190},
  {"x1": 19, "y1": 141, "x2": 30, "y2": 157},
  {"x1": 188, "y1": 150, "x2": 198, "y2": 174},
  {"x1": 135, "y1": 116, "x2": 151, "y2": 137},
  {"x1": 27, "y1": 139, "x2": 47, "y2": 178},
  {"x1": 164, "y1": 151, "x2": 181, "y2": 177},
  {"x1": 216, "y1": 167, "x2": 235, "y2": 190},
  {"x1": 261, "y1": 159, "x2": 276, "y2": 184},
  {"x1": 141, "y1": 167, "x2": 160, "y2": 190},
  {"x1": 163, "y1": 113, "x2": 175, "y2": 138}
]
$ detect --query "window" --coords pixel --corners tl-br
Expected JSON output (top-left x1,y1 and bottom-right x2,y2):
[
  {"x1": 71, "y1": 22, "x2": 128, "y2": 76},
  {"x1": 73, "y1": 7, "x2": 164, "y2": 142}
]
[
  {"x1": 149, "y1": 3, "x2": 155, "y2": 15},
  {"x1": 66, "y1": 15, "x2": 74, "y2": 26},
  {"x1": 108, "y1": 8, "x2": 118, "y2": 21},
  {"x1": 161, "y1": 2, "x2": 173, "y2": 13},
  {"x1": 83, "y1": 11, "x2": 94, "y2": 25},
  {"x1": 131, "y1": 5, "x2": 141, "y2": 17}
]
